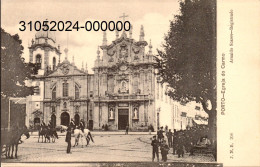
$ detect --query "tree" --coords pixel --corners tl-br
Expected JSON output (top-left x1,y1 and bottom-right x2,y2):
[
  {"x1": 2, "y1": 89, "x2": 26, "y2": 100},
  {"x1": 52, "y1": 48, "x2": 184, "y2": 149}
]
[
  {"x1": 1, "y1": 28, "x2": 35, "y2": 127},
  {"x1": 157, "y1": 0, "x2": 216, "y2": 141}
]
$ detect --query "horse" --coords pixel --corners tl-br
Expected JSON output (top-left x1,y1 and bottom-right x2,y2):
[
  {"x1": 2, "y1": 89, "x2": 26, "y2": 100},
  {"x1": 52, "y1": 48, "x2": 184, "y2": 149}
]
[
  {"x1": 48, "y1": 128, "x2": 59, "y2": 143},
  {"x1": 57, "y1": 125, "x2": 68, "y2": 133},
  {"x1": 38, "y1": 126, "x2": 50, "y2": 143},
  {"x1": 1, "y1": 126, "x2": 30, "y2": 159},
  {"x1": 73, "y1": 128, "x2": 94, "y2": 147}
]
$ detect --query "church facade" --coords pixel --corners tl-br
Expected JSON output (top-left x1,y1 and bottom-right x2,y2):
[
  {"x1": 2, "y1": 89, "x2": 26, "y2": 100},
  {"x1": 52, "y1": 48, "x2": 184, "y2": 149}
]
[
  {"x1": 90, "y1": 27, "x2": 156, "y2": 130},
  {"x1": 26, "y1": 26, "x2": 207, "y2": 131}
]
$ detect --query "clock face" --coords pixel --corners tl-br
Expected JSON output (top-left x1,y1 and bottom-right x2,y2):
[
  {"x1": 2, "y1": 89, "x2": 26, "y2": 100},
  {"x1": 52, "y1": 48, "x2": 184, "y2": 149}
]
[{"x1": 120, "y1": 65, "x2": 127, "y2": 71}]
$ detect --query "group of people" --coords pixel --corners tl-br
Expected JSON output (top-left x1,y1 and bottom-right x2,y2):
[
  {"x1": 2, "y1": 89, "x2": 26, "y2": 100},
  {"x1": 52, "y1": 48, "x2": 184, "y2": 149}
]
[
  {"x1": 152, "y1": 125, "x2": 212, "y2": 162},
  {"x1": 172, "y1": 125, "x2": 213, "y2": 157},
  {"x1": 65, "y1": 118, "x2": 86, "y2": 154},
  {"x1": 69, "y1": 118, "x2": 85, "y2": 132},
  {"x1": 151, "y1": 135, "x2": 170, "y2": 162},
  {"x1": 151, "y1": 126, "x2": 172, "y2": 162}
]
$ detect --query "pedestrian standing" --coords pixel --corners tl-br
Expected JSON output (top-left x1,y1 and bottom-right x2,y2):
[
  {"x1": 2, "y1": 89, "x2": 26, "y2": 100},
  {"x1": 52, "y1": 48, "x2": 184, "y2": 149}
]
[
  {"x1": 165, "y1": 125, "x2": 168, "y2": 134},
  {"x1": 125, "y1": 124, "x2": 129, "y2": 135},
  {"x1": 151, "y1": 135, "x2": 159, "y2": 162},
  {"x1": 167, "y1": 129, "x2": 173, "y2": 147},
  {"x1": 176, "y1": 134, "x2": 184, "y2": 158},
  {"x1": 172, "y1": 129, "x2": 177, "y2": 155},
  {"x1": 157, "y1": 127, "x2": 163, "y2": 143},
  {"x1": 65, "y1": 127, "x2": 72, "y2": 154},
  {"x1": 160, "y1": 140, "x2": 170, "y2": 162}
]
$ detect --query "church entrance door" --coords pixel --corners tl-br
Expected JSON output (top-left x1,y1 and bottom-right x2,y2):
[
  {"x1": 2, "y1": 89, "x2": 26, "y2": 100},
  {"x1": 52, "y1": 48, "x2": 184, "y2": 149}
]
[
  {"x1": 61, "y1": 112, "x2": 70, "y2": 126},
  {"x1": 118, "y1": 109, "x2": 129, "y2": 130}
]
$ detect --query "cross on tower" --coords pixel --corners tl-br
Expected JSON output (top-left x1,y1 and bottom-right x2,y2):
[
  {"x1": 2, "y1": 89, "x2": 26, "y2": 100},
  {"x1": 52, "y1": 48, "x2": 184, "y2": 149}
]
[{"x1": 119, "y1": 13, "x2": 129, "y2": 22}]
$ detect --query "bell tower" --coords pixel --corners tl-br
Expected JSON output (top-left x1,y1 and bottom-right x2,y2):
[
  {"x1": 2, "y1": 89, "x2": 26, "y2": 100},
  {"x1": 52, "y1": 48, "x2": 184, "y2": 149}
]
[{"x1": 29, "y1": 31, "x2": 61, "y2": 75}]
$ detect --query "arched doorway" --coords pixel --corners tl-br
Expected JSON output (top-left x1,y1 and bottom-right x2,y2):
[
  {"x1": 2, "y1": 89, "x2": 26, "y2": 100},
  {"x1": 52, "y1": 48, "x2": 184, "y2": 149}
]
[
  {"x1": 74, "y1": 114, "x2": 80, "y2": 126},
  {"x1": 51, "y1": 114, "x2": 56, "y2": 128},
  {"x1": 61, "y1": 112, "x2": 70, "y2": 126},
  {"x1": 34, "y1": 117, "x2": 40, "y2": 130}
]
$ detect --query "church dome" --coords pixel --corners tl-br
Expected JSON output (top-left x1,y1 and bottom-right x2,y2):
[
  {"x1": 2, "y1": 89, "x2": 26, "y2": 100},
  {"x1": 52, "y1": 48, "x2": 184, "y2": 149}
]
[{"x1": 35, "y1": 31, "x2": 56, "y2": 46}]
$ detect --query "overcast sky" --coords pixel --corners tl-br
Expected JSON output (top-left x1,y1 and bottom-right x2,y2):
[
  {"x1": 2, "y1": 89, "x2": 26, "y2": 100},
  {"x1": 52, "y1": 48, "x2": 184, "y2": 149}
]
[{"x1": 2, "y1": 0, "x2": 180, "y2": 73}]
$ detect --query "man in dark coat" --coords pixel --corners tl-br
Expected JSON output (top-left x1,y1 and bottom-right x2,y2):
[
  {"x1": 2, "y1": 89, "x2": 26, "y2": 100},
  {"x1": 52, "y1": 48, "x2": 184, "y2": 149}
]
[
  {"x1": 157, "y1": 127, "x2": 164, "y2": 143},
  {"x1": 151, "y1": 135, "x2": 159, "y2": 162},
  {"x1": 167, "y1": 129, "x2": 173, "y2": 147},
  {"x1": 176, "y1": 133, "x2": 184, "y2": 158},
  {"x1": 172, "y1": 129, "x2": 177, "y2": 155},
  {"x1": 160, "y1": 139, "x2": 170, "y2": 162},
  {"x1": 65, "y1": 127, "x2": 72, "y2": 154}
]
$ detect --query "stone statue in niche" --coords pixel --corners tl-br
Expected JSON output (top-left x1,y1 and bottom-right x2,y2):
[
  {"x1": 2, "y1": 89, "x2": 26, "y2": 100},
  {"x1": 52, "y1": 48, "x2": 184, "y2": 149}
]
[
  {"x1": 121, "y1": 81, "x2": 128, "y2": 93},
  {"x1": 109, "y1": 108, "x2": 114, "y2": 119},
  {"x1": 133, "y1": 108, "x2": 138, "y2": 119}
]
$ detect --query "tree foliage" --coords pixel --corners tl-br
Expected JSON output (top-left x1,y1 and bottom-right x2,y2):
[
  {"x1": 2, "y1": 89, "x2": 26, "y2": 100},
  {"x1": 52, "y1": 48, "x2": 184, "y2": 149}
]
[
  {"x1": 157, "y1": 0, "x2": 216, "y2": 111},
  {"x1": 1, "y1": 28, "x2": 37, "y2": 128},
  {"x1": 157, "y1": 0, "x2": 216, "y2": 139},
  {"x1": 1, "y1": 28, "x2": 35, "y2": 98}
]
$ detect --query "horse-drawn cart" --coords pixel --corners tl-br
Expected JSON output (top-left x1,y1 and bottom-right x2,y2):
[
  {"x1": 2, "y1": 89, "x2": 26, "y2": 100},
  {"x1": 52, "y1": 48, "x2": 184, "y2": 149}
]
[{"x1": 191, "y1": 145, "x2": 214, "y2": 154}]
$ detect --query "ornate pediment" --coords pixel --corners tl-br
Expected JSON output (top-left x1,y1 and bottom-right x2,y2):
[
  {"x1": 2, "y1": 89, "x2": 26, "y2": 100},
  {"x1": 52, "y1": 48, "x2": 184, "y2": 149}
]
[
  {"x1": 32, "y1": 110, "x2": 43, "y2": 117},
  {"x1": 47, "y1": 61, "x2": 86, "y2": 77}
]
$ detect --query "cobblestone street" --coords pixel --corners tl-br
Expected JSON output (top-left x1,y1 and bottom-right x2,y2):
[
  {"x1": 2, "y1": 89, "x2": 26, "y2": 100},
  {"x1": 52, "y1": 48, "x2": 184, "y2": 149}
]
[{"x1": 2, "y1": 132, "x2": 215, "y2": 163}]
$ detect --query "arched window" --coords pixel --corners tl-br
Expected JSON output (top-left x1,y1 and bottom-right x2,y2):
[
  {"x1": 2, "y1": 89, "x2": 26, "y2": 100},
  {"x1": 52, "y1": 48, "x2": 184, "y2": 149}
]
[
  {"x1": 52, "y1": 86, "x2": 56, "y2": 99},
  {"x1": 53, "y1": 57, "x2": 56, "y2": 70},
  {"x1": 75, "y1": 85, "x2": 79, "y2": 99},
  {"x1": 63, "y1": 82, "x2": 68, "y2": 97},
  {"x1": 36, "y1": 54, "x2": 42, "y2": 69}
]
